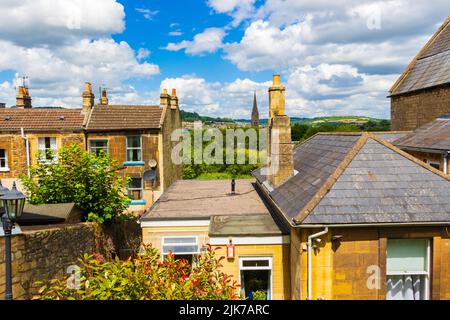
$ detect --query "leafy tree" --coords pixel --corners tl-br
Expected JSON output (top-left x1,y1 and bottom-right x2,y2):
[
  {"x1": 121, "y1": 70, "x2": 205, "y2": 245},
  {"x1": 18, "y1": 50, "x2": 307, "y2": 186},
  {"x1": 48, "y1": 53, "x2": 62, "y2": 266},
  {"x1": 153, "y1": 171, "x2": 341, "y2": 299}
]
[
  {"x1": 291, "y1": 123, "x2": 309, "y2": 142},
  {"x1": 20, "y1": 144, "x2": 131, "y2": 224},
  {"x1": 34, "y1": 245, "x2": 240, "y2": 300}
]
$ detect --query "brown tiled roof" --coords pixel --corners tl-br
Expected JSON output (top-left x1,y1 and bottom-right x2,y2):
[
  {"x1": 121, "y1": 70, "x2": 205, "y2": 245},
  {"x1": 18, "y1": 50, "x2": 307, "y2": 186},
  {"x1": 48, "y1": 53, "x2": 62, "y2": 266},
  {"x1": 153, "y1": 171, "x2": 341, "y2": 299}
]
[
  {"x1": 141, "y1": 179, "x2": 271, "y2": 220},
  {"x1": 393, "y1": 116, "x2": 450, "y2": 151},
  {"x1": 391, "y1": 17, "x2": 450, "y2": 96},
  {"x1": 86, "y1": 105, "x2": 162, "y2": 131},
  {"x1": 0, "y1": 108, "x2": 84, "y2": 131}
]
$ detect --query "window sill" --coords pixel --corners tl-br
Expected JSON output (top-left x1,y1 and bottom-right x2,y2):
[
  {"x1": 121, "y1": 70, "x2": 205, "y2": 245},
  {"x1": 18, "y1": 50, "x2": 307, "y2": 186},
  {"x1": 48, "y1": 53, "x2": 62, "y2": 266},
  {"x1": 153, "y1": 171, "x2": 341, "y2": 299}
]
[
  {"x1": 128, "y1": 200, "x2": 147, "y2": 205},
  {"x1": 0, "y1": 168, "x2": 10, "y2": 172},
  {"x1": 123, "y1": 161, "x2": 145, "y2": 166}
]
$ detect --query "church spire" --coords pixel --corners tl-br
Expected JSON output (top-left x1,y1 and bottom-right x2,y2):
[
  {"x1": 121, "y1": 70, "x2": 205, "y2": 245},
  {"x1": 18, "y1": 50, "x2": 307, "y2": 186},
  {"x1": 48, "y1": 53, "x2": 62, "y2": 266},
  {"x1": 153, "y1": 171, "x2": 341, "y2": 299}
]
[{"x1": 251, "y1": 91, "x2": 259, "y2": 127}]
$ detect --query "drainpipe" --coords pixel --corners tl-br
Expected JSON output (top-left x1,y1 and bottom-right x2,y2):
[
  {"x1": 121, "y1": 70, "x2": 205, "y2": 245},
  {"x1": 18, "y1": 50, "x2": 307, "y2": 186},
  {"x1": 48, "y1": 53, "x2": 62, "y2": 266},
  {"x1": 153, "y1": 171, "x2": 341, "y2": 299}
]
[
  {"x1": 444, "y1": 152, "x2": 448, "y2": 175},
  {"x1": 307, "y1": 227, "x2": 329, "y2": 300},
  {"x1": 20, "y1": 128, "x2": 31, "y2": 177}
]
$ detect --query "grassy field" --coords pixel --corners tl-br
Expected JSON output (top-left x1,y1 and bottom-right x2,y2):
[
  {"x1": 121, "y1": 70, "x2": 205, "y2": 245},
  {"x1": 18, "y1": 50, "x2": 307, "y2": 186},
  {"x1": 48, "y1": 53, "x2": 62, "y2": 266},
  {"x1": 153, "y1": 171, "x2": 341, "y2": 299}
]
[{"x1": 291, "y1": 116, "x2": 384, "y2": 125}]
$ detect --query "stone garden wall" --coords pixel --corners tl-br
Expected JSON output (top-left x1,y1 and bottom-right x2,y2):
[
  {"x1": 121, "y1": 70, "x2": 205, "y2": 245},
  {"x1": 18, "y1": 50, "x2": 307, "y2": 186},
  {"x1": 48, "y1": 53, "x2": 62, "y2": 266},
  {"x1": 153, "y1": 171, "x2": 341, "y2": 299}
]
[{"x1": 0, "y1": 223, "x2": 96, "y2": 299}]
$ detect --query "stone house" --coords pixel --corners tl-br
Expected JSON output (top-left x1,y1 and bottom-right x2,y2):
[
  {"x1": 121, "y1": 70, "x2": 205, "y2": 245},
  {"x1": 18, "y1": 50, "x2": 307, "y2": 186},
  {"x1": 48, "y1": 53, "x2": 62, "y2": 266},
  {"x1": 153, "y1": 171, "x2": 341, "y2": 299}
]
[
  {"x1": 0, "y1": 83, "x2": 181, "y2": 214},
  {"x1": 390, "y1": 16, "x2": 450, "y2": 131},
  {"x1": 141, "y1": 75, "x2": 450, "y2": 300},
  {"x1": 393, "y1": 115, "x2": 450, "y2": 175}
]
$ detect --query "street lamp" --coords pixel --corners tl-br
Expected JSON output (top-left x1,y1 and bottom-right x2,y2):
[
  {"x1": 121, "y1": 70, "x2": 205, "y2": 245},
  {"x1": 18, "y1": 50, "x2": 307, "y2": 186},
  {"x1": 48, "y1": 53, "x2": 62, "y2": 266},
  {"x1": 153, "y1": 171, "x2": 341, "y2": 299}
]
[{"x1": 1, "y1": 182, "x2": 25, "y2": 300}]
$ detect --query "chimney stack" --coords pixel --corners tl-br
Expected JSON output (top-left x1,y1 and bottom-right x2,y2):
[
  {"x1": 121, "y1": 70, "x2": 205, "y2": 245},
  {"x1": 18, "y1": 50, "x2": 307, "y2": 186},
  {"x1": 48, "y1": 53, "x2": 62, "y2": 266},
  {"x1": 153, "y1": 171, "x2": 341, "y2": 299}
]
[
  {"x1": 160, "y1": 88, "x2": 170, "y2": 107},
  {"x1": 267, "y1": 74, "x2": 294, "y2": 188},
  {"x1": 100, "y1": 88, "x2": 108, "y2": 105},
  {"x1": 16, "y1": 86, "x2": 32, "y2": 109},
  {"x1": 82, "y1": 82, "x2": 95, "y2": 115},
  {"x1": 170, "y1": 88, "x2": 178, "y2": 110}
]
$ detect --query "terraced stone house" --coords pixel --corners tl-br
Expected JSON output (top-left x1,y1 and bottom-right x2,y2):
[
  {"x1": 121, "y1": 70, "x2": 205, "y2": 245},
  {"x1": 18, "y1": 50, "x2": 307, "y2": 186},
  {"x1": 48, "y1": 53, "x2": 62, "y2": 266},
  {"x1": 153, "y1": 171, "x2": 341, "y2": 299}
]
[{"x1": 0, "y1": 83, "x2": 181, "y2": 214}]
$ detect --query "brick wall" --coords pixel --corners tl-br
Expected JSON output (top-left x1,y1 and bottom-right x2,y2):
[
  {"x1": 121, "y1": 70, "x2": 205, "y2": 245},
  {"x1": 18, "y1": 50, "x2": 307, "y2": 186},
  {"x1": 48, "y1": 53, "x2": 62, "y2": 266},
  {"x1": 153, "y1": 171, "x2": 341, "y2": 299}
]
[
  {"x1": 391, "y1": 85, "x2": 450, "y2": 131},
  {"x1": 0, "y1": 223, "x2": 96, "y2": 299}
]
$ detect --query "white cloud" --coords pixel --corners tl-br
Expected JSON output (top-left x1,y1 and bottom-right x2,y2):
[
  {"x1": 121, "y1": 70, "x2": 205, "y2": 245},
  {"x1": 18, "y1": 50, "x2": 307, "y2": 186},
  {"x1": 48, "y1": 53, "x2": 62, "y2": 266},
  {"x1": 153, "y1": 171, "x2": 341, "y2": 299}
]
[
  {"x1": 168, "y1": 31, "x2": 183, "y2": 36},
  {"x1": 207, "y1": 0, "x2": 256, "y2": 27},
  {"x1": 160, "y1": 75, "x2": 271, "y2": 119},
  {"x1": 157, "y1": 68, "x2": 395, "y2": 120},
  {"x1": 135, "y1": 8, "x2": 159, "y2": 21},
  {"x1": 165, "y1": 28, "x2": 226, "y2": 55},
  {"x1": 0, "y1": 0, "x2": 125, "y2": 46},
  {"x1": 0, "y1": 0, "x2": 160, "y2": 108},
  {"x1": 137, "y1": 48, "x2": 151, "y2": 60}
]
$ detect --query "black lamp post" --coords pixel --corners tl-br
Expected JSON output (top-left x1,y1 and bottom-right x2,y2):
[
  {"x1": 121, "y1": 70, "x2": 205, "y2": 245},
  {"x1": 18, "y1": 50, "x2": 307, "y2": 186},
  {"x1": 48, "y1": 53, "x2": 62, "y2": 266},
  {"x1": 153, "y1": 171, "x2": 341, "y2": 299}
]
[{"x1": 1, "y1": 182, "x2": 25, "y2": 300}]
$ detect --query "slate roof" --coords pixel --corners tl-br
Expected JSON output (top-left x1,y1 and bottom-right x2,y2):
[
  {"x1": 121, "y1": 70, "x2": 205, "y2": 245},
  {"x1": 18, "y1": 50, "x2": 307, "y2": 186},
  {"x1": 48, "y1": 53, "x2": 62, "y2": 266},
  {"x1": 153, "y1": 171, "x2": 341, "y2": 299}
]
[
  {"x1": 391, "y1": 17, "x2": 450, "y2": 96},
  {"x1": 20, "y1": 203, "x2": 82, "y2": 225},
  {"x1": 393, "y1": 116, "x2": 450, "y2": 152},
  {"x1": 209, "y1": 214, "x2": 287, "y2": 237},
  {"x1": 0, "y1": 108, "x2": 85, "y2": 132},
  {"x1": 373, "y1": 131, "x2": 410, "y2": 143},
  {"x1": 254, "y1": 133, "x2": 450, "y2": 226},
  {"x1": 254, "y1": 134, "x2": 361, "y2": 221},
  {"x1": 86, "y1": 105, "x2": 163, "y2": 131},
  {"x1": 140, "y1": 179, "x2": 272, "y2": 220}
]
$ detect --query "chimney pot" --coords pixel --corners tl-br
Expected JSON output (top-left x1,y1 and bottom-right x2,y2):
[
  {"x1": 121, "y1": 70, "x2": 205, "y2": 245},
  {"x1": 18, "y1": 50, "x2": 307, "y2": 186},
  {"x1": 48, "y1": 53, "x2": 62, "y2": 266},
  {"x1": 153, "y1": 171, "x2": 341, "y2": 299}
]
[
  {"x1": 163, "y1": 88, "x2": 168, "y2": 95},
  {"x1": 84, "y1": 82, "x2": 92, "y2": 93},
  {"x1": 172, "y1": 88, "x2": 177, "y2": 97},
  {"x1": 273, "y1": 74, "x2": 281, "y2": 86}
]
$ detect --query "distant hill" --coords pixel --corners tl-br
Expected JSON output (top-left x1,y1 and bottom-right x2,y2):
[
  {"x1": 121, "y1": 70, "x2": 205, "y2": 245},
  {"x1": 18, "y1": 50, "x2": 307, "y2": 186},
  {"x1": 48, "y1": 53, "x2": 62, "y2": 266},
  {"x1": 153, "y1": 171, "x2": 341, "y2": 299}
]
[
  {"x1": 235, "y1": 116, "x2": 388, "y2": 126},
  {"x1": 181, "y1": 110, "x2": 234, "y2": 123}
]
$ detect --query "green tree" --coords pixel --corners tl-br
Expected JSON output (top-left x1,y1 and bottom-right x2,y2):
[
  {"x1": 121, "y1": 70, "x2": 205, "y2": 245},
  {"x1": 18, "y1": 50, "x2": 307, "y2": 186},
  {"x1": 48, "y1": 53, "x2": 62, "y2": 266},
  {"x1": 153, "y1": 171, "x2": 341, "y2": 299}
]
[
  {"x1": 34, "y1": 245, "x2": 240, "y2": 300},
  {"x1": 291, "y1": 123, "x2": 309, "y2": 142},
  {"x1": 20, "y1": 144, "x2": 131, "y2": 224}
]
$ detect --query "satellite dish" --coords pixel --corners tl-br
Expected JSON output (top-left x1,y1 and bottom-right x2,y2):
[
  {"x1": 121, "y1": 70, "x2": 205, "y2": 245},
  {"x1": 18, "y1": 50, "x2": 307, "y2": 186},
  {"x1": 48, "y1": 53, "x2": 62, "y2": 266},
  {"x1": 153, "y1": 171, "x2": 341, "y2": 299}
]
[
  {"x1": 143, "y1": 169, "x2": 157, "y2": 181},
  {"x1": 148, "y1": 159, "x2": 158, "y2": 168}
]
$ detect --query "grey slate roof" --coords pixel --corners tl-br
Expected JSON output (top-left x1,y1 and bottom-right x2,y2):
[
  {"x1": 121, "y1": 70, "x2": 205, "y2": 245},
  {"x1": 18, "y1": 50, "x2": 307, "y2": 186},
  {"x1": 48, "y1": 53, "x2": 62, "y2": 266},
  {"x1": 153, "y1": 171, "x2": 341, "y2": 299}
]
[
  {"x1": 302, "y1": 138, "x2": 450, "y2": 224},
  {"x1": 254, "y1": 133, "x2": 450, "y2": 226},
  {"x1": 393, "y1": 116, "x2": 450, "y2": 152},
  {"x1": 254, "y1": 134, "x2": 361, "y2": 221},
  {"x1": 140, "y1": 179, "x2": 272, "y2": 220},
  {"x1": 373, "y1": 132, "x2": 410, "y2": 143},
  {"x1": 391, "y1": 18, "x2": 450, "y2": 96},
  {"x1": 209, "y1": 214, "x2": 287, "y2": 237}
]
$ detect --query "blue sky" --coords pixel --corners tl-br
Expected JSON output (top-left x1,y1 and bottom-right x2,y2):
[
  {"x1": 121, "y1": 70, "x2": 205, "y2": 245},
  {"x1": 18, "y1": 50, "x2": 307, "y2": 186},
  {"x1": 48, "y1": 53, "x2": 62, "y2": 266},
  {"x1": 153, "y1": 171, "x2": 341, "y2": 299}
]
[{"x1": 0, "y1": 0, "x2": 449, "y2": 119}]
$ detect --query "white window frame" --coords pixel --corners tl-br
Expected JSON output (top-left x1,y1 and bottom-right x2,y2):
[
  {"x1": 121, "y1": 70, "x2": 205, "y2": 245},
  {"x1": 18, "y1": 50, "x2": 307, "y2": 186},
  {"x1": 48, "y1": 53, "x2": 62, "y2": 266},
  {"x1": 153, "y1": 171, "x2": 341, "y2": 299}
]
[
  {"x1": 161, "y1": 235, "x2": 199, "y2": 261},
  {"x1": 238, "y1": 256, "x2": 273, "y2": 300},
  {"x1": 0, "y1": 149, "x2": 9, "y2": 172},
  {"x1": 127, "y1": 177, "x2": 143, "y2": 200},
  {"x1": 126, "y1": 135, "x2": 142, "y2": 162},
  {"x1": 38, "y1": 137, "x2": 57, "y2": 163},
  {"x1": 89, "y1": 139, "x2": 109, "y2": 155},
  {"x1": 386, "y1": 239, "x2": 431, "y2": 300},
  {"x1": 426, "y1": 159, "x2": 440, "y2": 170}
]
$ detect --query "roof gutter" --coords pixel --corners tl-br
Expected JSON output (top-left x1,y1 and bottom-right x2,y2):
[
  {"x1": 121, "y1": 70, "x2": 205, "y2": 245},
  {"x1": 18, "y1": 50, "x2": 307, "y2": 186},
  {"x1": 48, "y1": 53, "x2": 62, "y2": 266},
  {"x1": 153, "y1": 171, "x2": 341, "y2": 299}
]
[
  {"x1": 294, "y1": 222, "x2": 450, "y2": 228},
  {"x1": 396, "y1": 145, "x2": 449, "y2": 155}
]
